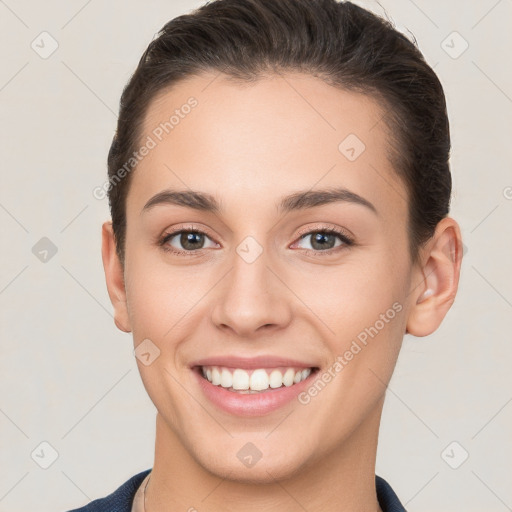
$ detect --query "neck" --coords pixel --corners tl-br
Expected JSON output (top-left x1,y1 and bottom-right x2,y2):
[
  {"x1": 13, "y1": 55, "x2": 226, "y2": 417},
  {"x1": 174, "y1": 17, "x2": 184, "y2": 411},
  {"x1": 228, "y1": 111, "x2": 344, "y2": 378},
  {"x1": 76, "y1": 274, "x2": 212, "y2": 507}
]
[{"x1": 145, "y1": 397, "x2": 385, "y2": 512}]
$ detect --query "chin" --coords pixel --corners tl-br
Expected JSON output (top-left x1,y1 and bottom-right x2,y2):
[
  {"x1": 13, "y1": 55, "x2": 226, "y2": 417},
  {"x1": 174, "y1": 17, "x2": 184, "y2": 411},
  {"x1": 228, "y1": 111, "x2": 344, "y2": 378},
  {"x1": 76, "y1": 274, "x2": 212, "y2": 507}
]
[{"x1": 191, "y1": 439, "x2": 310, "y2": 484}]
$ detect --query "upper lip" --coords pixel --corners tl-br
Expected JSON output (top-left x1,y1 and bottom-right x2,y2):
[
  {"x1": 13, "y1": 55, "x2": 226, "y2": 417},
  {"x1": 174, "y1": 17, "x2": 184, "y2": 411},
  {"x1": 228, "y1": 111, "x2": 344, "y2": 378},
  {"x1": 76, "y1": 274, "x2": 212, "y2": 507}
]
[{"x1": 190, "y1": 355, "x2": 318, "y2": 370}]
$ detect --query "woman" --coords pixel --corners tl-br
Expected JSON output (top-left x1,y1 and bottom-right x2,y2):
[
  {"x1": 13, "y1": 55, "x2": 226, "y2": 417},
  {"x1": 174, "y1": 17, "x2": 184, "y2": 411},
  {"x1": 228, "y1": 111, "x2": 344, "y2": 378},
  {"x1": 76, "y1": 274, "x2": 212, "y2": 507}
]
[{"x1": 69, "y1": 0, "x2": 462, "y2": 510}]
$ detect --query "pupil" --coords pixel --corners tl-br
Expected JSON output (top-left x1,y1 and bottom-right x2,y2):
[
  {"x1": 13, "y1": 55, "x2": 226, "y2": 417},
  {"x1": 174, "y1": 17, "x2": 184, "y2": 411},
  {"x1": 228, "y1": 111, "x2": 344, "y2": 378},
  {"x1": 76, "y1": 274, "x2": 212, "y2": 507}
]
[
  {"x1": 312, "y1": 232, "x2": 335, "y2": 250},
  {"x1": 182, "y1": 232, "x2": 203, "y2": 250}
]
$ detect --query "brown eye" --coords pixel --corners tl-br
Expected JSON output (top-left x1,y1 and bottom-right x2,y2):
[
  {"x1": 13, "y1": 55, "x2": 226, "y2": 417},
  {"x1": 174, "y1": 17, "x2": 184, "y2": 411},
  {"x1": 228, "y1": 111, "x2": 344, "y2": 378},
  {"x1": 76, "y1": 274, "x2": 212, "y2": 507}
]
[
  {"x1": 160, "y1": 229, "x2": 217, "y2": 255},
  {"x1": 176, "y1": 231, "x2": 206, "y2": 250},
  {"x1": 302, "y1": 232, "x2": 339, "y2": 251},
  {"x1": 294, "y1": 228, "x2": 354, "y2": 255}
]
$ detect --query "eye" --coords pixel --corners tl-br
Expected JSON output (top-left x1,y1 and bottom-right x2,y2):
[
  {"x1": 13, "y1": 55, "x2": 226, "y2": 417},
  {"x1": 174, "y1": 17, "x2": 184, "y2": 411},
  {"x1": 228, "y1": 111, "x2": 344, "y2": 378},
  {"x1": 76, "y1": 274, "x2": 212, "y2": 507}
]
[
  {"x1": 159, "y1": 227, "x2": 218, "y2": 255},
  {"x1": 293, "y1": 227, "x2": 354, "y2": 255},
  {"x1": 157, "y1": 225, "x2": 354, "y2": 257}
]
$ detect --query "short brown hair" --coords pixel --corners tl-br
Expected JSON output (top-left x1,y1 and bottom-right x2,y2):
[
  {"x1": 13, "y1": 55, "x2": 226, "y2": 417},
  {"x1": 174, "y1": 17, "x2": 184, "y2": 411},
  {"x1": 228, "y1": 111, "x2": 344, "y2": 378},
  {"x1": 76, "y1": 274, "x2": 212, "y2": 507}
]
[{"x1": 107, "y1": 0, "x2": 451, "y2": 268}]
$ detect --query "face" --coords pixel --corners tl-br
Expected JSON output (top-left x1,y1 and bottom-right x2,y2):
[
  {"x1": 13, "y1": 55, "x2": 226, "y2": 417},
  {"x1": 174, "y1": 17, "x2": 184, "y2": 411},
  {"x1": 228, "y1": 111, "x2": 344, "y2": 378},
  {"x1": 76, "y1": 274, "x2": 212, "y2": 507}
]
[{"x1": 104, "y1": 71, "x2": 437, "y2": 483}]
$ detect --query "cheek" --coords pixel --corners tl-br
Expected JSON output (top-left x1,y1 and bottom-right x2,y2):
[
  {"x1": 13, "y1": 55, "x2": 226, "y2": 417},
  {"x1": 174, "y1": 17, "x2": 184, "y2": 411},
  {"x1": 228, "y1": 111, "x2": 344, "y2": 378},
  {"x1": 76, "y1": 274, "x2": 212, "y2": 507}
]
[
  {"x1": 289, "y1": 259, "x2": 407, "y2": 387},
  {"x1": 124, "y1": 256, "x2": 194, "y2": 342},
  {"x1": 290, "y1": 255, "x2": 404, "y2": 334}
]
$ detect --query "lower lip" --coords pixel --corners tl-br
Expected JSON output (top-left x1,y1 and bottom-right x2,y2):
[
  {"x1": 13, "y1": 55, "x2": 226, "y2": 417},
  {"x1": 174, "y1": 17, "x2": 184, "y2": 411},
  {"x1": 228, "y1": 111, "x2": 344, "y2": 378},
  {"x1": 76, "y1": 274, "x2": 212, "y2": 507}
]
[{"x1": 192, "y1": 367, "x2": 317, "y2": 417}]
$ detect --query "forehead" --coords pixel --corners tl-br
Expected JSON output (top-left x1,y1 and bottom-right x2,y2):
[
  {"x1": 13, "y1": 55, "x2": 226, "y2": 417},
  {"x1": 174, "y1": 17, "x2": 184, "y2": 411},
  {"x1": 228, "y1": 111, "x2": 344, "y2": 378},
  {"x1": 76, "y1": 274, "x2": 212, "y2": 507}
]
[{"x1": 128, "y1": 71, "x2": 407, "y2": 222}]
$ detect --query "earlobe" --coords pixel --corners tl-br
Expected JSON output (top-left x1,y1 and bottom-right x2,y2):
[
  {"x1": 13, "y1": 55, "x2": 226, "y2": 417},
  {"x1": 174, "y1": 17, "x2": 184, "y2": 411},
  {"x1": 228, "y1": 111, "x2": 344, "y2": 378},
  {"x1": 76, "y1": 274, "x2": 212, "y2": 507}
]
[
  {"x1": 101, "y1": 221, "x2": 132, "y2": 333},
  {"x1": 406, "y1": 217, "x2": 463, "y2": 337}
]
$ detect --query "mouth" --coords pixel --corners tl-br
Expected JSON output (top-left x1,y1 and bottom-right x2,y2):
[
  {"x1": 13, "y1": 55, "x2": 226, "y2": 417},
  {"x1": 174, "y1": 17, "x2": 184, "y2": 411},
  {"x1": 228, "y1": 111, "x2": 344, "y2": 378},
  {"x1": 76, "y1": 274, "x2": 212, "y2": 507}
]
[
  {"x1": 189, "y1": 355, "x2": 321, "y2": 416},
  {"x1": 193, "y1": 365, "x2": 320, "y2": 394}
]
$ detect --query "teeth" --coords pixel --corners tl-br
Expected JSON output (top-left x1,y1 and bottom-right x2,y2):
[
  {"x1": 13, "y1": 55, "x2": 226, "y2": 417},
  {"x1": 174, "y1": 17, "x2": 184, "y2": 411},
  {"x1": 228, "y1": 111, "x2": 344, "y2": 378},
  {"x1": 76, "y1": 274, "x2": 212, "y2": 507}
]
[
  {"x1": 232, "y1": 369, "x2": 250, "y2": 390},
  {"x1": 269, "y1": 369, "x2": 282, "y2": 389},
  {"x1": 250, "y1": 369, "x2": 269, "y2": 391},
  {"x1": 200, "y1": 365, "x2": 313, "y2": 392},
  {"x1": 283, "y1": 368, "x2": 295, "y2": 386},
  {"x1": 212, "y1": 367, "x2": 221, "y2": 385},
  {"x1": 220, "y1": 368, "x2": 233, "y2": 388}
]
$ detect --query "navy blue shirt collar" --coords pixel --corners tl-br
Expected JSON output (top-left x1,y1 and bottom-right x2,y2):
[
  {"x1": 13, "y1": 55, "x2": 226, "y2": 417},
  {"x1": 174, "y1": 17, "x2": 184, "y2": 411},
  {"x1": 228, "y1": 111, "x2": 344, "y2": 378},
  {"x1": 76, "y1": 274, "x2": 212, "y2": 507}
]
[{"x1": 67, "y1": 469, "x2": 407, "y2": 511}]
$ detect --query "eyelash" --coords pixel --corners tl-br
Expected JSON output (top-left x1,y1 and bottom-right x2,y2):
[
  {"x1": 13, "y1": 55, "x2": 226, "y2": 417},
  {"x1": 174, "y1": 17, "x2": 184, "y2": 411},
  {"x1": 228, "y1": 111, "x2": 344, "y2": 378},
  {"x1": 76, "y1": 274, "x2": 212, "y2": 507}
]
[{"x1": 157, "y1": 224, "x2": 355, "y2": 257}]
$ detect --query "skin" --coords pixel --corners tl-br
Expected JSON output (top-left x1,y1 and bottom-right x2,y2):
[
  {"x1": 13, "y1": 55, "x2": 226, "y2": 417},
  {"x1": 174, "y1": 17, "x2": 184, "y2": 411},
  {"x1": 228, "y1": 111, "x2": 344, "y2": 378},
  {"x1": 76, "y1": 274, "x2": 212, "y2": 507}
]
[{"x1": 102, "y1": 71, "x2": 463, "y2": 511}]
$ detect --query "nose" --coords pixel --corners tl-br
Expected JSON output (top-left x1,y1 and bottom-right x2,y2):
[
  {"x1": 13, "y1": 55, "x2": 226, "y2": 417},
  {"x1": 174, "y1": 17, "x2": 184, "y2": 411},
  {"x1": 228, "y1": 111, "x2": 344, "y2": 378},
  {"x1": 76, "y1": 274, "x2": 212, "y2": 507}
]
[{"x1": 211, "y1": 246, "x2": 292, "y2": 338}]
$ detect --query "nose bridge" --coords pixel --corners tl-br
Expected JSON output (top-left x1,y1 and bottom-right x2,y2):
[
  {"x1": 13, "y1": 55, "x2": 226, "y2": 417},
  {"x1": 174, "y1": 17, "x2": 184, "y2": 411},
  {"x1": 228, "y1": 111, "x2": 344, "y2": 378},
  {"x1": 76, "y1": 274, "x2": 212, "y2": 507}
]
[{"x1": 211, "y1": 237, "x2": 291, "y2": 335}]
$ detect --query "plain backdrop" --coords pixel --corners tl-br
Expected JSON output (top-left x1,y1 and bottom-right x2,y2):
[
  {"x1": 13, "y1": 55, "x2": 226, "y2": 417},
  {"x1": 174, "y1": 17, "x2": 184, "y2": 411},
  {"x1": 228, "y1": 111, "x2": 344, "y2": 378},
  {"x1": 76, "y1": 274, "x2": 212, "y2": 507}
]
[{"x1": 0, "y1": 0, "x2": 511, "y2": 511}]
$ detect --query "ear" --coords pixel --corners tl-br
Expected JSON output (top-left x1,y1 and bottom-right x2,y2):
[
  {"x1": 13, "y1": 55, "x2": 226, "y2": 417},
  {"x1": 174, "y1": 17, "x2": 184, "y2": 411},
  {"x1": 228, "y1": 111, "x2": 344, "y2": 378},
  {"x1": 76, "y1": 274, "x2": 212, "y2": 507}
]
[
  {"x1": 101, "y1": 220, "x2": 132, "y2": 333},
  {"x1": 406, "y1": 217, "x2": 463, "y2": 337}
]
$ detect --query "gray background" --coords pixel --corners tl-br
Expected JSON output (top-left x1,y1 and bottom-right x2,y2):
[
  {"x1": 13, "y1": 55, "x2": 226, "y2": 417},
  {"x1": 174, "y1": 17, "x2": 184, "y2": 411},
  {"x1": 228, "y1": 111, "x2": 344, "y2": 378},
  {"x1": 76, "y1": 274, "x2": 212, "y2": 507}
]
[{"x1": 0, "y1": 0, "x2": 511, "y2": 510}]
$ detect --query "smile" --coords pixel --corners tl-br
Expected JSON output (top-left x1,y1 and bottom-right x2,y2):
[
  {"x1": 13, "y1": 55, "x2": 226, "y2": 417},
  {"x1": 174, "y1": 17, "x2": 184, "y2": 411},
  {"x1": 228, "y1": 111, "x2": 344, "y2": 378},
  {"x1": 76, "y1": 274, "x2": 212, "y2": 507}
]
[
  {"x1": 200, "y1": 365, "x2": 315, "y2": 393},
  {"x1": 192, "y1": 362, "x2": 320, "y2": 416}
]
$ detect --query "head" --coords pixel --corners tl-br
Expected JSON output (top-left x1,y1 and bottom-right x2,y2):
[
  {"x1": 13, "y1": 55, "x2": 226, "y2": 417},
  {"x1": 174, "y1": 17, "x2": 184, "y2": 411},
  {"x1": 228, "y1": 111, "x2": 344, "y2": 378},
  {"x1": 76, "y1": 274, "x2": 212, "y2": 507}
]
[{"x1": 102, "y1": 0, "x2": 462, "y2": 483}]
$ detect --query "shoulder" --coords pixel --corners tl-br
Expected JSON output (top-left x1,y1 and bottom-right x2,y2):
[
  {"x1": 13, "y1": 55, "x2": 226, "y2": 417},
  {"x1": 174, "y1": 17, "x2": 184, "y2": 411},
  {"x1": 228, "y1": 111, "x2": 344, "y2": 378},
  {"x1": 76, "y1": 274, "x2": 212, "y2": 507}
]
[
  {"x1": 65, "y1": 468, "x2": 152, "y2": 512},
  {"x1": 375, "y1": 474, "x2": 407, "y2": 512}
]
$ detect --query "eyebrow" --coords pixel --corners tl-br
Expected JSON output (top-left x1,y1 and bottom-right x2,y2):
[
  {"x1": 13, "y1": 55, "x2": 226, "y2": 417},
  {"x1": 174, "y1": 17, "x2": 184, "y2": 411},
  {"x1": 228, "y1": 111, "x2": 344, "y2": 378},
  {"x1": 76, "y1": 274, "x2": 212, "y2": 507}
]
[{"x1": 141, "y1": 187, "x2": 378, "y2": 216}]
